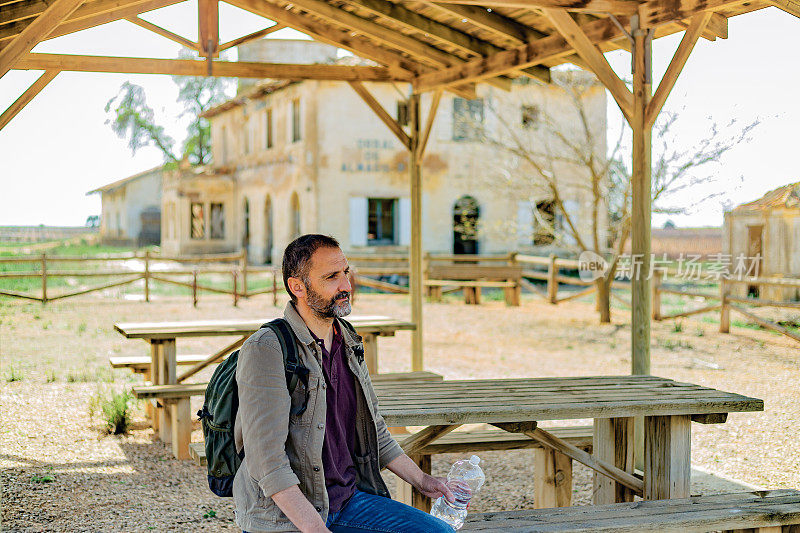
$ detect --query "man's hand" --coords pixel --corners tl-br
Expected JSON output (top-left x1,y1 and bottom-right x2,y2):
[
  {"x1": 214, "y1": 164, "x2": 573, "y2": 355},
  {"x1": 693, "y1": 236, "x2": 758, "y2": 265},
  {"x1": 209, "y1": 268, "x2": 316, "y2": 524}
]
[
  {"x1": 414, "y1": 473, "x2": 454, "y2": 503},
  {"x1": 386, "y1": 454, "x2": 454, "y2": 503}
]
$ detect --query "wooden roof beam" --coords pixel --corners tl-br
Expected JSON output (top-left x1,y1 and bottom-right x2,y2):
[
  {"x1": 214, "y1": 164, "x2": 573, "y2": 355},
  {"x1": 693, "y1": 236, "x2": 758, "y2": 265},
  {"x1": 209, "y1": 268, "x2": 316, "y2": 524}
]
[
  {"x1": 218, "y1": 23, "x2": 285, "y2": 52},
  {"x1": 349, "y1": 81, "x2": 412, "y2": 150},
  {"x1": 126, "y1": 15, "x2": 197, "y2": 49},
  {"x1": 284, "y1": 0, "x2": 513, "y2": 90},
  {"x1": 769, "y1": 0, "x2": 800, "y2": 18},
  {"x1": 646, "y1": 11, "x2": 712, "y2": 126},
  {"x1": 198, "y1": 0, "x2": 218, "y2": 57},
  {"x1": 639, "y1": 0, "x2": 746, "y2": 28},
  {"x1": 0, "y1": 0, "x2": 185, "y2": 42},
  {"x1": 15, "y1": 52, "x2": 414, "y2": 80},
  {"x1": 0, "y1": 0, "x2": 51, "y2": 25},
  {"x1": 343, "y1": 0, "x2": 550, "y2": 81},
  {"x1": 543, "y1": 9, "x2": 632, "y2": 121},
  {"x1": 0, "y1": 0, "x2": 86, "y2": 77},
  {"x1": 0, "y1": 68, "x2": 58, "y2": 131},
  {"x1": 413, "y1": 16, "x2": 624, "y2": 92},
  {"x1": 432, "y1": 0, "x2": 641, "y2": 15}
]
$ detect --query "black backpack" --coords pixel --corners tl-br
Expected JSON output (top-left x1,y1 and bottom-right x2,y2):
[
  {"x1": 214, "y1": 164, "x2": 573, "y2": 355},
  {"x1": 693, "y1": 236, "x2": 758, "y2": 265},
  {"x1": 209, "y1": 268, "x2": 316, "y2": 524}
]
[{"x1": 197, "y1": 317, "x2": 362, "y2": 497}]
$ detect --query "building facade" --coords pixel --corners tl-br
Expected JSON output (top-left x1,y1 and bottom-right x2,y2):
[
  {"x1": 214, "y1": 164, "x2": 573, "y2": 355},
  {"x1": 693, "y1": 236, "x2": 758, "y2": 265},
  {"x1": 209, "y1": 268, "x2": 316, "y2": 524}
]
[
  {"x1": 160, "y1": 40, "x2": 608, "y2": 264},
  {"x1": 723, "y1": 181, "x2": 800, "y2": 300},
  {"x1": 88, "y1": 167, "x2": 162, "y2": 246}
]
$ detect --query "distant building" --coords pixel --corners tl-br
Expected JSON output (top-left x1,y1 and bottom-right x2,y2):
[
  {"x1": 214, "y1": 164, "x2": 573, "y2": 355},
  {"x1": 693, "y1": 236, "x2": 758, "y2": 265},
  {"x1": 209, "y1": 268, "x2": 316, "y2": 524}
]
[
  {"x1": 724, "y1": 181, "x2": 800, "y2": 300},
  {"x1": 87, "y1": 167, "x2": 162, "y2": 246},
  {"x1": 160, "y1": 40, "x2": 608, "y2": 263}
]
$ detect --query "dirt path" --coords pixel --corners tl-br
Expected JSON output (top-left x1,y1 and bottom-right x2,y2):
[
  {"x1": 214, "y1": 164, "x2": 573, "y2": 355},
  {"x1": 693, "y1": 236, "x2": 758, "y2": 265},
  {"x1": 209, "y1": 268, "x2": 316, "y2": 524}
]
[{"x1": 1, "y1": 292, "x2": 798, "y2": 531}]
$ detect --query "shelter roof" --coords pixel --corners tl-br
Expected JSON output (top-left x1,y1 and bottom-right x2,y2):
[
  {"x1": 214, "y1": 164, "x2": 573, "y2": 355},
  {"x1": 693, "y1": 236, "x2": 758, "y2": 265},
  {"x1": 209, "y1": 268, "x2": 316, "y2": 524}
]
[
  {"x1": 732, "y1": 181, "x2": 800, "y2": 212},
  {"x1": 86, "y1": 166, "x2": 162, "y2": 195}
]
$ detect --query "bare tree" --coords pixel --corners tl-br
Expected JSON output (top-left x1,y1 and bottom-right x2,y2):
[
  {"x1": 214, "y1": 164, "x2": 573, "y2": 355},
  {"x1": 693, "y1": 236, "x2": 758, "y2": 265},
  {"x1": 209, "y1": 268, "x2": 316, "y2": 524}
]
[{"x1": 482, "y1": 70, "x2": 758, "y2": 322}]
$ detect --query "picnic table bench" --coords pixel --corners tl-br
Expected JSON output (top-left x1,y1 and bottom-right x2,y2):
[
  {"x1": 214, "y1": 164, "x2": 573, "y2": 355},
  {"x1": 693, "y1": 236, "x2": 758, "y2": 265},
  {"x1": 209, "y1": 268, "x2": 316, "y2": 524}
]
[
  {"x1": 131, "y1": 371, "x2": 444, "y2": 460},
  {"x1": 462, "y1": 489, "x2": 800, "y2": 532},
  {"x1": 425, "y1": 264, "x2": 523, "y2": 306},
  {"x1": 373, "y1": 375, "x2": 763, "y2": 511}
]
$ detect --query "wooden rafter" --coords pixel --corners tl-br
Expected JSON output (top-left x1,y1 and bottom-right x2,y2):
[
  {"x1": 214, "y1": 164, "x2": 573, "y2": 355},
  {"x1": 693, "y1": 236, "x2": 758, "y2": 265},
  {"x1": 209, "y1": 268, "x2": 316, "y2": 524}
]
[
  {"x1": 16, "y1": 53, "x2": 412, "y2": 80},
  {"x1": 126, "y1": 16, "x2": 197, "y2": 49},
  {"x1": 348, "y1": 81, "x2": 412, "y2": 150},
  {"x1": 342, "y1": 0, "x2": 550, "y2": 82},
  {"x1": 0, "y1": 0, "x2": 51, "y2": 25},
  {"x1": 413, "y1": 16, "x2": 625, "y2": 93},
  {"x1": 198, "y1": 0, "x2": 219, "y2": 58},
  {"x1": 0, "y1": 0, "x2": 185, "y2": 42},
  {"x1": 770, "y1": 0, "x2": 800, "y2": 18},
  {"x1": 218, "y1": 24, "x2": 285, "y2": 52},
  {"x1": 417, "y1": 89, "x2": 442, "y2": 158},
  {"x1": 645, "y1": 12, "x2": 712, "y2": 126},
  {"x1": 0, "y1": 0, "x2": 86, "y2": 77},
  {"x1": 542, "y1": 9, "x2": 633, "y2": 122},
  {"x1": 432, "y1": 0, "x2": 641, "y2": 15},
  {"x1": 676, "y1": 12, "x2": 728, "y2": 40},
  {"x1": 639, "y1": 0, "x2": 746, "y2": 28},
  {"x1": 0, "y1": 68, "x2": 58, "y2": 131}
]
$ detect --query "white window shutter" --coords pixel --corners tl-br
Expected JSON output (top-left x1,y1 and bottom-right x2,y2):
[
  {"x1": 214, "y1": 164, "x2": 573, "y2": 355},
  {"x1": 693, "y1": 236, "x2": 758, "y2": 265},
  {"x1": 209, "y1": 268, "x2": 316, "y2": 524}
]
[
  {"x1": 399, "y1": 198, "x2": 411, "y2": 246},
  {"x1": 349, "y1": 197, "x2": 368, "y2": 247},
  {"x1": 517, "y1": 201, "x2": 533, "y2": 246}
]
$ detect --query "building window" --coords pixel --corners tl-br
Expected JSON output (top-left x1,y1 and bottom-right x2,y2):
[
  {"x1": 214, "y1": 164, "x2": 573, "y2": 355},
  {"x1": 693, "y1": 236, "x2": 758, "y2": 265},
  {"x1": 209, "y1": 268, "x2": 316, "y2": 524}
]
[
  {"x1": 210, "y1": 203, "x2": 225, "y2": 239},
  {"x1": 522, "y1": 105, "x2": 540, "y2": 129},
  {"x1": 533, "y1": 201, "x2": 556, "y2": 246},
  {"x1": 191, "y1": 202, "x2": 205, "y2": 239},
  {"x1": 367, "y1": 198, "x2": 397, "y2": 245},
  {"x1": 291, "y1": 99, "x2": 301, "y2": 143},
  {"x1": 265, "y1": 108, "x2": 273, "y2": 149},
  {"x1": 453, "y1": 98, "x2": 484, "y2": 141},
  {"x1": 397, "y1": 101, "x2": 409, "y2": 127}
]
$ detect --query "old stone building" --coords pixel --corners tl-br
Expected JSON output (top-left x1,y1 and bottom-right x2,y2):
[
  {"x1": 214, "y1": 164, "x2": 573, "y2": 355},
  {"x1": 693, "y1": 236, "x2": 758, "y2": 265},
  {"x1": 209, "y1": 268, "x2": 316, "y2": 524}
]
[
  {"x1": 88, "y1": 167, "x2": 162, "y2": 246},
  {"x1": 723, "y1": 181, "x2": 800, "y2": 300},
  {"x1": 160, "y1": 40, "x2": 608, "y2": 263}
]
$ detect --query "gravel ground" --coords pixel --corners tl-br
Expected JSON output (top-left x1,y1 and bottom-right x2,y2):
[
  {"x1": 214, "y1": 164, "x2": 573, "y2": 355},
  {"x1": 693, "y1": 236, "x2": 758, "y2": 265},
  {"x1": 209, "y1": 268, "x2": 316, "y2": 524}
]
[{"x1": 1, "y1": 291, "x2": 798, "y2": 532}]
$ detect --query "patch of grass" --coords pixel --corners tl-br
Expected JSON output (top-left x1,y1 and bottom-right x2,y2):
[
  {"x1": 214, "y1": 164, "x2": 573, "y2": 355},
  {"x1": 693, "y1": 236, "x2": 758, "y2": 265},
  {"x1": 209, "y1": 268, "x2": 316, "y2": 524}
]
[
  {"x1": 202, "y1": 509, "x2": 217, "y2": 519},
  {"x1": 77, "y1": 321, "x2": 87, "y2": 334},
  {"x1": 30, "y1": 474, "x2": 55, "y2": 483},
  {"x1": 89, "y1": 388, "x2": 137, "y2": 434},
  {"x1": 695, "y1": 327, "x2": 705, "y2": 337},
  {"x1": 5, "y1": 365, "x2": 24, "y2": 382},
  {"x1": 66, "y1": 368, "x2": 94, "y2": 383},
  {"x1": 45, "y1": 369, "x2": 57, "y2": 383},
  {"x1": 657, "y1": 338, "x2": 693, "y2": 351},
  {"x1": 671, "y1": 320, "x2": 684, "y2": 333}
]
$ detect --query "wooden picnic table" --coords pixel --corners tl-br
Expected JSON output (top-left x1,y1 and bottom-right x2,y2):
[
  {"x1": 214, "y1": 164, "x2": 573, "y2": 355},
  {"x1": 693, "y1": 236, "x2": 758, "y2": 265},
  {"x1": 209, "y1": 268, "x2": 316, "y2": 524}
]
[
  {"x1": 372, "y1": 375, "x2": 763, "y2": 506},
  {"x1": 115, "y1": 315, "x2": 415, "y2": 443}
]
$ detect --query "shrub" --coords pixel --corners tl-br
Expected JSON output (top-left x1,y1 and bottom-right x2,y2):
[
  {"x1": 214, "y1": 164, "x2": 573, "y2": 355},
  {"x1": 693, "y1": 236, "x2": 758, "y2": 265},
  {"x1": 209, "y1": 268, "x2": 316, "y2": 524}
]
[
  {"x1": 45, "y1": 369, "x2": 57, "y2": 383},
  {"x1": 89, "y1": 388, "x2": 137, "y2": 434},
  {"x1": 671, "y1": 320, "x2": 683, "y2": 333},
  {"x1": 5, "y1": 365, "x2": 24, "y2": 382}
]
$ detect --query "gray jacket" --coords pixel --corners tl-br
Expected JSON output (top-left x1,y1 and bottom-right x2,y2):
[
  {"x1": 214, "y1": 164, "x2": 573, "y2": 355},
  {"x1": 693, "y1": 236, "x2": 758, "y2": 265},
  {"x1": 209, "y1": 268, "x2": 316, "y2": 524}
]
[{"x1": 233, "y1": 302, "x2": 404, "y2": 532}]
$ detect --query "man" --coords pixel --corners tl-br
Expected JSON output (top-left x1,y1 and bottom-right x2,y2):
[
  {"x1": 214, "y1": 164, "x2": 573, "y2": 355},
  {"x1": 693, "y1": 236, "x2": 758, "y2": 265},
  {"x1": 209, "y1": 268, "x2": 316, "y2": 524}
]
[{"x1": 233, "y1": 234, "x2": 454, "y2": 533}]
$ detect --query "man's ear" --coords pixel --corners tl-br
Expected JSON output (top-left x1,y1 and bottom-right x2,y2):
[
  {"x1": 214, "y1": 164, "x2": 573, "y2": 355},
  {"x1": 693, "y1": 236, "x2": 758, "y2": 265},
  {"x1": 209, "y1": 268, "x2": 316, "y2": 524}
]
[{"x1": 288, "y1": 277, "x2": 306, "y2": 300}]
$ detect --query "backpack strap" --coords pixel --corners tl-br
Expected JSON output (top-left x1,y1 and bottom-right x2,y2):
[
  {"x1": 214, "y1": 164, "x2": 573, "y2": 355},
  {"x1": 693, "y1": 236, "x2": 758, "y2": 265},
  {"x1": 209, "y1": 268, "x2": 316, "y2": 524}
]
[
  {"x1": 338, "y1": 318, "x2": 365, "y2": 364},
  {"x1": 264, "y1": 318, "x2": 310, "y2": 417}
]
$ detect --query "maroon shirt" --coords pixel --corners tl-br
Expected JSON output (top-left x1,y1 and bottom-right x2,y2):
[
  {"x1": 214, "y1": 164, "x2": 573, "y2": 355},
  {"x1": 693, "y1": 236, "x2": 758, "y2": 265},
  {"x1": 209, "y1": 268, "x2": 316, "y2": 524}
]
[{"x1": 309, "y1": 322, "x2": 357, "y2": 512}]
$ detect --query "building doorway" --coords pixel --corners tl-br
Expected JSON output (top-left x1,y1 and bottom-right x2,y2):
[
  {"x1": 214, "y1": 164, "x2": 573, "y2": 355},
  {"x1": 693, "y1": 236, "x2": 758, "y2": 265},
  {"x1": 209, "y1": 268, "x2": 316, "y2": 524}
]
[
  {"x1": 264, "y1": 195, "x2": 273, "y2": 264},
  {"x1": 453, "y1": 195, "x2": 479, "y2": 254}
]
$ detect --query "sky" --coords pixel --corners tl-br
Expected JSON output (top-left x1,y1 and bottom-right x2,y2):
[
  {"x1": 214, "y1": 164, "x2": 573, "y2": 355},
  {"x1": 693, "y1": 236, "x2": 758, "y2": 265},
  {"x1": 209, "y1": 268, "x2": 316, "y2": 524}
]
[{"x1": 0, "y1": 3, "x2": 798, "y2": 228}]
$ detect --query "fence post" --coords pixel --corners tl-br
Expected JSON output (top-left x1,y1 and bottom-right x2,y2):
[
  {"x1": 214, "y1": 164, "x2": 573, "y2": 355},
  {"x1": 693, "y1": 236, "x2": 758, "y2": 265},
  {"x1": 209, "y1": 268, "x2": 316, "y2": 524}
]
[
  {"x1": 41, "y1": 252, "x2": 47, "y2": 305},
  {"x1": 651, "y1": 271, "x2": 662, "y2": 321},
  {"x1": 192, "y1": 270, "x2": 198, "y2": 308},
  {"x1": 144, "y1": 250, "x2": 150, "y2": 303},
  {"x1": 547, "y1": 254, "x2": 558, "y2": 304},
  {"x1": 272, "y1": 268, "x2": 278, "y2": 307},
  {"x1": 719, "y1": 278, "x2": 730, "y2": 333},
  {"x1": 232, "y1": 270, "x2": 239, "y2": 307},
  {"x1": 240, "y1": 248, "x2": 248, "y2": 299}
]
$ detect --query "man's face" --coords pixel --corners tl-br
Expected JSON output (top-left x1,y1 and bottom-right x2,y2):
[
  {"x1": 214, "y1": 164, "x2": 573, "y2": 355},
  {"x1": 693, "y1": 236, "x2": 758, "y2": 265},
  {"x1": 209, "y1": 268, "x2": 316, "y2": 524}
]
[{"x1": 297, "y1": 246, "x2": 352, "y2": 319}]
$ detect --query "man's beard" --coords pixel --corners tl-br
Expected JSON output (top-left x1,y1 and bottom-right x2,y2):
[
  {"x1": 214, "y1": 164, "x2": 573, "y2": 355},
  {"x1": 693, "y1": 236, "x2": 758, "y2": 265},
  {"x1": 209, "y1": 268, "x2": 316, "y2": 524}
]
[{"x1": 305, "y1": 283, "x2": 351, "y2": 319}]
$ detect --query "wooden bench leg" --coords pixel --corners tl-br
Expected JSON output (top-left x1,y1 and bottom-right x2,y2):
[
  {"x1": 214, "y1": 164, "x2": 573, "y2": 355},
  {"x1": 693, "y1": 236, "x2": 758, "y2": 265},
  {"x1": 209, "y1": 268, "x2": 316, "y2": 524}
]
[
  {"x1": 644, "y1": 415, "x2": 691, "y2": 500},
  {"x1": 464, "y1": 286, "x2": 473, "y2": 304},
  {"x1": 170, "y1": 398, "x2": 192, "y2": 460},
  {"x1": 159, "y1": 404, "x2": 172, "y2": 444},
  {"x1": 593, "y1": 417, "x2": 635, "y2": 504},
  {"x1": 473, "y1": 286, "x2": 481, "y2": 305},
  {"x1": 363, "y1": 334, "x2": 378, "y2": 375},
  {"x1": 142, "y1": 368, "x2": 154, "y2": 421},
  {"x1": 534, "y1": 447, "x2": 572, "y2": 508},
  {"x1": 430, "y1": 286, "x2": 443, "y2": 303}
]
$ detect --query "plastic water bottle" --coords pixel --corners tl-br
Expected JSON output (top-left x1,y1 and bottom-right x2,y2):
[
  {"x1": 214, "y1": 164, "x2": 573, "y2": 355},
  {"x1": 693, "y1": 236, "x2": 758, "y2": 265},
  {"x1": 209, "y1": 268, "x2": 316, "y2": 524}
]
[{"x1": 430, "y1": 455, "x2": 485, "y2": 530}]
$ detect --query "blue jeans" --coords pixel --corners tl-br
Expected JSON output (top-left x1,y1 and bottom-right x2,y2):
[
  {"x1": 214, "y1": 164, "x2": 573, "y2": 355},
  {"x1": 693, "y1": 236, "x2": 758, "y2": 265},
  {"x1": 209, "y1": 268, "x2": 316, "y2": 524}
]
[{"x1": 326, "y1": 490, "x2": 453, "y2": 533}]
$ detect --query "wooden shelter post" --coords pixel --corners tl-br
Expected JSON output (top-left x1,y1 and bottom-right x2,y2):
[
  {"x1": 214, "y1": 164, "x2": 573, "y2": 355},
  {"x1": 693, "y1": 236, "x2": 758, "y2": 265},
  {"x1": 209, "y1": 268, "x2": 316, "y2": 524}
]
[
  {"x1": 409, "y1": 93, "x2": 423, "y2": 371},
  {"x1": 630, "y1": 15, "x2": 653, "y2": 376}
]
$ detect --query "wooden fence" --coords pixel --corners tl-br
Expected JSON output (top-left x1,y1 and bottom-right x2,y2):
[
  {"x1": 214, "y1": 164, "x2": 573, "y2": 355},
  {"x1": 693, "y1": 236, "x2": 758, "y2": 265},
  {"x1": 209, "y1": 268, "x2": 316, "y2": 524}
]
[{"x1": 0, "y1": 250, "x2": 286, "y2": 307}]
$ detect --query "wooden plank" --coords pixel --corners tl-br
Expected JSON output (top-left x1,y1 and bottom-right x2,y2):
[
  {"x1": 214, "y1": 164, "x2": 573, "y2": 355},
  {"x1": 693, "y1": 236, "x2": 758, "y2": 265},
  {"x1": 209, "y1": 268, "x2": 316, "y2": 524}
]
[
  {"x1": 197, "y1": 0, "x2": 218, "y2": 57},
  {"x1": 400, "y1": 424, "x2": 460, "y2": 456},
  {"x1": 432, "y1": 0, "x2": 641, "y2": 14},
  {"x1": 170, "y1": 397, "x2": 191, "y2": 460},
  {"x1": 176, "y1": 335, "x2": 247, "y2": 383},
  {"x1": 417, "y1": 89, "x2": 441, "y2": 159},
  {"x1": 534, "y1": 447, "x2": 573, "y2": 508},
  {"x1": 16, "y1": 53, "x2": 412, "y2": 81},
  {"x1": 659, "y1": 303, "x2": 721, "y2": 320},
  {"x1": 593, "y1": 417, "x2": 635, "y2": 505},
  {"x1": 0, "y1": 0, "x2": 86, "y2": 77},
  {"x1": 646, "y1": 12, "x2": 712, "y2": 126},
  {"x1": 0, "y1": 0, "x2": 51, "y2": 25},
  {"x1": 355, "y1": 275, "x2": 410, "y2": 294},
  {"x1": 0, "y1": 68, "x2": 56, "y2": 130},
  {"x1": 640, "y1": 0, "x2": 746, "y2": 28},
  {"x1": 691, "y1": 413, "x2": 727, "y2": 424},
  {"x1": 363, "y1": 333, "x2": 378, "y2": 375},
  {"x1": 421, "y1": 426, "x2": 593, "y2": 454},
  {"x1": 644, "y1": 415, "x2": 691, "y2": 499},
  {"x1": 126, "y1": 16, "x2": 196, "y2": 49},
  {"x1": 542, "y1": 9, "x2": 633, "y2": 123},
  {"x1": 408, "y1": 93, "x2": 424, "y2": 372},
  {"x1": 770, "y1": 0, "x2": 800, "y2": 18},
  {"x1": 349, "y1": 81, "x2": 411, "y2": 150},
  {"x1": 110, "y1": 354, "x2": 209, "y2": 370},
  {"x1": 728, "y1": 303, "x2": 800, "y2": 343}
]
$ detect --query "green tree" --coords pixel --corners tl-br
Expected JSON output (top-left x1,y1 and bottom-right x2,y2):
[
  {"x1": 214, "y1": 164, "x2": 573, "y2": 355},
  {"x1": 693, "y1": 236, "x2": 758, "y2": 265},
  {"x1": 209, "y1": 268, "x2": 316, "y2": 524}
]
[{"x1": 105, "y1": 58, "x2": 231, "y2": 166}]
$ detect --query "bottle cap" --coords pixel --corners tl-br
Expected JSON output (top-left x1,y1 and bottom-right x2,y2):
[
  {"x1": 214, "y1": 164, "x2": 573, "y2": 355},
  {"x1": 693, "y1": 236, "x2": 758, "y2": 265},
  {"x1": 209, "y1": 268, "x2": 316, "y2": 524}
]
[{"x1": 469, "y1": 455, "x2": 480, "y2": 465}]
